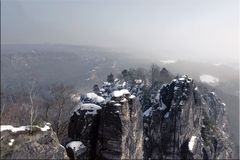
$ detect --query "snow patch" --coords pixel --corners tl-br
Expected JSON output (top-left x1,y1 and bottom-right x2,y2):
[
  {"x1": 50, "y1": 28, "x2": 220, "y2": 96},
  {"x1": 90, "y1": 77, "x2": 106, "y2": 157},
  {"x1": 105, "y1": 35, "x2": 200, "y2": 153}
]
[
  {"x1": 100, "y1": 88, "x2": 105, "y2": 92},
  {"x1": 144, "y1": 107, "x2": 152, "y2": 117},
  {"x1": 1, "y1": 123, "x2": 51, "y2": 133},
  {"x1": 103, "y1": 82, "x2": 111, "y2": 86},
  {"x1": 114, "y1": 103, "x2": 121, "y2": 107},
  {"x1": 159, "y1": 100, "x2": 167, "y2": 110},
  {"x1": 40, "y1": 124, "x2": 51, "y2": 132},
  {"x1": 112, "y1": 89, "x2": 130, "y2": 97},
  {"x1": 71, "y1": 94, "x2": 81, "y2": 102},
  {"x1": 86, "y1": 92, "x2": 105, "y2": 103},
  {"x1": 8, "y1": 139, "x2": 15, "y2": 146},
  {"x1": 164, "y1": 112, "x2": 169, "y2": 118},
  {"x1": 66, "y1": 141, "x2": 86, "y2": 155},
  {"x1": 179, "y1": 100, "x2": 184, "y2": 106},
  {"x1": 1, "y1": 125, "x2": 27, "y2": 132},
  {"x1": 120, "y1": 98, "x2": 127, "y2": 103},
  {"x1": 188, "y1": 136, "x2": 197, "y2": 151},
  {"x1": 200, "y1": 74, "x2": 219, "y2": 86},
  {"x1": 129, "y1": 95, "x2": 136, "y2": 99},
  {"x1": 135, "y1": 79, "x2": 142, "y2": 84},
  {"x1": 179, "y1": 77, "x2": 185, "y2": 81},
  {"x1": 210, "y1": 92, "x2": 216, "y2": 96}
]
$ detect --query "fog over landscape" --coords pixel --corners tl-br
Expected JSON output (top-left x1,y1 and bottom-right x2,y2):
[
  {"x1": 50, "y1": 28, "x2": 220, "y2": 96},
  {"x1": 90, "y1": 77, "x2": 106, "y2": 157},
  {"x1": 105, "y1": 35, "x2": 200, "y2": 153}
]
[
  {"x1": 1, "y1": 0, "x2": 239, "y2": 159},
  {"x1": 2, "y1": 0, "x2": 239, "y2": 64}
]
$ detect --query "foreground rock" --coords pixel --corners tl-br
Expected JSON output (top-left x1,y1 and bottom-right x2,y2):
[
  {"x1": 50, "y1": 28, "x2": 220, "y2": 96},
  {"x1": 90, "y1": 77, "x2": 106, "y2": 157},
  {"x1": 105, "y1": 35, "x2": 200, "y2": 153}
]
[{"x1": 0, "y1": 124, "x2": 68, "y2": 159}]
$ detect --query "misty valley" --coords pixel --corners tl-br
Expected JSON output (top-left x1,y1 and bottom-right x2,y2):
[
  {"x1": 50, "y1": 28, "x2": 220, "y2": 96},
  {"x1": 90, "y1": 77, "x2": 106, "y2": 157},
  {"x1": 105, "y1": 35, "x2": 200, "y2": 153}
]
[{"x1": 1, "y1": 44, "x2": 239, "y2": 159}]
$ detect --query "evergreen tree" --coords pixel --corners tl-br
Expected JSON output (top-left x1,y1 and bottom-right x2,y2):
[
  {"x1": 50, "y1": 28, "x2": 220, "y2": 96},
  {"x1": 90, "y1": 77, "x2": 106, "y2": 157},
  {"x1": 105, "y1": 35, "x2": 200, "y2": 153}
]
[
  {"x1": 93, "y1": 84, "x2": 100, "y2": 94},
  {"x1": 107, "y1": 73, "x2": 114, "y2": 83}
]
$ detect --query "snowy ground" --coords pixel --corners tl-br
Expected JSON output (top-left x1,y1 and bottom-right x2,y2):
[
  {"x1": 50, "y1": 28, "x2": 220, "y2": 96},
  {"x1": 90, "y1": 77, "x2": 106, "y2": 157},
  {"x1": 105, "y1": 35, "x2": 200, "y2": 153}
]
[{"x1": 0, "y1": 123, "x2": 51, "y2": 133}]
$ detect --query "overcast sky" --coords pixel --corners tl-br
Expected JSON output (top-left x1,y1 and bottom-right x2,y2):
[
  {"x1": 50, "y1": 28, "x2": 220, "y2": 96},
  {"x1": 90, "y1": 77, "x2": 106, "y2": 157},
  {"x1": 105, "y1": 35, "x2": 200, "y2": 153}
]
[{"x1": 1, "y1": 0, "x2": 239, "y2": 63}]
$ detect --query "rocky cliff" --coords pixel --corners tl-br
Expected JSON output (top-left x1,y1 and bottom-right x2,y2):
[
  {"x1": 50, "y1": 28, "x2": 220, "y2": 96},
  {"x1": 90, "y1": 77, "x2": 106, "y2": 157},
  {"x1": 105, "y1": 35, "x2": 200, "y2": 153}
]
[
  {"x1": 67, "y1": 73, "x2": 234, "y2": 159},
  {"x1": 143, "y1": 75, "x2": 233, "y2": 159}
]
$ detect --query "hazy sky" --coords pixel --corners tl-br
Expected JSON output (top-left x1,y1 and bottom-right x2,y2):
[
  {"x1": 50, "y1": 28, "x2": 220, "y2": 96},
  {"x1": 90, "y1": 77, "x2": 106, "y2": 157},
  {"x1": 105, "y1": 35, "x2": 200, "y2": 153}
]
[{"x1": 1, "y1": 0, "x2": 239, "y2": 62}]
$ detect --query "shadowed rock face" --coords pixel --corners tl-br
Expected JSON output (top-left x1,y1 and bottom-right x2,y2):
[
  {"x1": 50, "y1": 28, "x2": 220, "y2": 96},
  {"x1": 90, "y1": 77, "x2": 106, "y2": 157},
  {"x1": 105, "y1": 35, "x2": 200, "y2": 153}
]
[
  {"x1": 97, "y1": 96, "x2": 143, "y2": 159},
  {"x1": 67, "y1": 75, "x2": 233, "y2": 160},
  {"x1": 0, "y1": 126, "x2": 68, "y2": 159},
  {"x1": 68, "y1": 107, "x2": 101, "y2": 159}
]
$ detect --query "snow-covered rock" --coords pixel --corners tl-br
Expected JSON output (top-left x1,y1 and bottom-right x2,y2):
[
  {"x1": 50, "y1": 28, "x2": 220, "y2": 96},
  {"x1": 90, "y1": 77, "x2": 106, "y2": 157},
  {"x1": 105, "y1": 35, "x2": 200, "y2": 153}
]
[
  {"x1": 66, "y1": 141, "x2": 86, "y2": 158},
  {"x1": 0, "y1": 124, "x2": 67, "y2": 159},
  {"x1": 86, "y1": 92, "x2": 105, "y2": 103},
  {"x1": 112, "y1": 89, "x2": 130, "y2": 97}
]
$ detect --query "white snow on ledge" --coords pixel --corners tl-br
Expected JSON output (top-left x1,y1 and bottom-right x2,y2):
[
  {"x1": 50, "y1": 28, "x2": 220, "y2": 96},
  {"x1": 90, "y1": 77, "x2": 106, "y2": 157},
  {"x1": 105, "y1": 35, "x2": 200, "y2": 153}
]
[
  {"x1": 73, "y1": 103, "x2": 102, "y2": 115},
  {"x1": 1, "y1": 125, "x2": 27, "y2": 132},
  {"x1": 188, "y1": 136, "x2": 197, "y2": 151},
  {"x1": 0, "y1": 123, "x2": 51, "y2": 133},
  {"x1": 200, "y1": 74, "x2": 219, "y2": 86}
]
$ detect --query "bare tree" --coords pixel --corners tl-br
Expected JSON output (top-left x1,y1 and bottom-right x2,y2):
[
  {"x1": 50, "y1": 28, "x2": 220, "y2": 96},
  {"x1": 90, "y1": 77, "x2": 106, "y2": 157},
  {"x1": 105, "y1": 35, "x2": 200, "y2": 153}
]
[
  {"x1": 48, "y1": 84, "x2": 77, "y2": 143},
  {"x1": 1, "y1": 92, "x2": 6, "y2": 117},
  {"x1": 28, "y1": 81, "x2": 38, "y2": 133},
  {"x1": 150, "y1": 64, "x2": 160, "y2": 85}
]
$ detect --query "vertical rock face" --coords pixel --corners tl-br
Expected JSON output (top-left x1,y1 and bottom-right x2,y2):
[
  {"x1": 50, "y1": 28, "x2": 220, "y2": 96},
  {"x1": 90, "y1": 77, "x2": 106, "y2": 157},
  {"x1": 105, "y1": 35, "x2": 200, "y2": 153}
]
[{"x1": 97, "y1": 94, "x2": 143, "y2": 159}]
